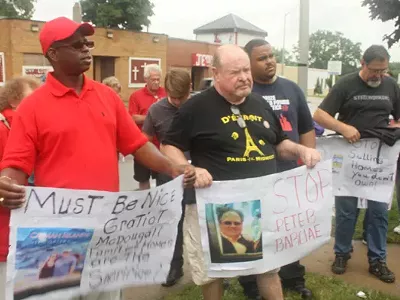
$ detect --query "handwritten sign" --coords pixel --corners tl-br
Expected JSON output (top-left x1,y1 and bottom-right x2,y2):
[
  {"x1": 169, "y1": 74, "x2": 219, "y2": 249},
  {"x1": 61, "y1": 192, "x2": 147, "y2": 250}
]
[
  {"x1": 317, "y1": 136, "x2": 399, "y2": 203},
  {"x1": 196, "y1": 161, "x2": 333, "y2": 278},
  {"x1": 7, "y1": 177, "x2": 183, "y2": 300}
]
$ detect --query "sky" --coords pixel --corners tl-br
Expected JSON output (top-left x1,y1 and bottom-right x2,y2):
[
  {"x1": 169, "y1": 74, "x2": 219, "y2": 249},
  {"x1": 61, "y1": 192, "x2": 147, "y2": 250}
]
[{"x1": 32, "y1": 0, "x2": 400, "y2": 61}]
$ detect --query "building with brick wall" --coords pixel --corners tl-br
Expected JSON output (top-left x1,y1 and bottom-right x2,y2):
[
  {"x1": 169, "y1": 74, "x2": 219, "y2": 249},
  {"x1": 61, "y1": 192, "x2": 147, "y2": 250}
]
[
  {"x1": 167, "y1": 38, "x2": 218, "y2": 90},
  {"x1": 0, "y1": 17, "x2": 168, "y2": 104}
]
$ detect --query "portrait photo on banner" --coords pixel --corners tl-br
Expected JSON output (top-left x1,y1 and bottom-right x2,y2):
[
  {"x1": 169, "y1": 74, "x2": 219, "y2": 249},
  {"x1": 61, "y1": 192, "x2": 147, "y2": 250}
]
[
  {"x1": 13, "y1": 227, "x2": 94, "y2": 300},
  {"x1": 206, "y1": 200, "x2": 263, "y2": 263}
]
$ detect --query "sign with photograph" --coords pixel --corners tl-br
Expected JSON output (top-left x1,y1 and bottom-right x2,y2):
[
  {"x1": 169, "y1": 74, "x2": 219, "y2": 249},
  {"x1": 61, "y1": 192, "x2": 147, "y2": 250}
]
[
  {"x1": 196, "y1": 161, "x2": 333, "y2": 278},
  {"x1": 129, "y1": 57, "x2": 161, "y2": 88},
  {"x1": 7, "y1": 177, "x2": 184, "y2": 300},
  {"x1": 0, "y1": 52, "x2": 5, "y2": 86}
]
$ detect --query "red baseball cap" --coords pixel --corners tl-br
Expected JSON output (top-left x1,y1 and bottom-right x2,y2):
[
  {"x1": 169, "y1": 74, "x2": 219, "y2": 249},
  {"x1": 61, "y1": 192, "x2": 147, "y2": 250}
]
[{"x1": 39, "y1": 17, "x2": 94, "y2": 55}]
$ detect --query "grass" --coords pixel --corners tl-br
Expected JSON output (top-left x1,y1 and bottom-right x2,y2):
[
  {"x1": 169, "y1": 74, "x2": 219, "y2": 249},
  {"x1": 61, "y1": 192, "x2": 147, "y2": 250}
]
[{"x1": 164, "y1": 274, "x2": 400, "y2": 300}]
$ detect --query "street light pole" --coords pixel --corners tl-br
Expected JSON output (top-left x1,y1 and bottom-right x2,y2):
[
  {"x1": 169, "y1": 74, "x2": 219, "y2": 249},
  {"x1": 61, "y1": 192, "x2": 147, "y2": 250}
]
[
  {"x1": 281, "y1": 12, "x2": 290, "y2": 76},
  {"x1": 298, "y1": 0, "x2": 309, "y2": 96}
]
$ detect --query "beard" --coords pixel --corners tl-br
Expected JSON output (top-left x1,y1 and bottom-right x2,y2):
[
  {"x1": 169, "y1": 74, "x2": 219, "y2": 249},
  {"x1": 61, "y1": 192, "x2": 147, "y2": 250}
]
[{"x1": 367, "y1": 80, "x2": 381, "y2": 88}]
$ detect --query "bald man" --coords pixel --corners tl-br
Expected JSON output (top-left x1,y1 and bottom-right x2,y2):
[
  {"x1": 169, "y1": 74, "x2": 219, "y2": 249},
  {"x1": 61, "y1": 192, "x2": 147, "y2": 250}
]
[{"x1": 161, "y1": 45, "x2": 321, "y2": 300}]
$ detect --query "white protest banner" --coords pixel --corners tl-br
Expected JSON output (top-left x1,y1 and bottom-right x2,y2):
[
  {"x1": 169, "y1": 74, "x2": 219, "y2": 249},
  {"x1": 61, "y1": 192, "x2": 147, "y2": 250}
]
[
  {"x1": 317, "y1": 136, "x2": 399, "y2": 203},
  {"x1": 7, "y1": 177, "x2": 183, "y2": 300},
  {"x1": 196, "y1": 160, "x2": 333, "y2": 278}
]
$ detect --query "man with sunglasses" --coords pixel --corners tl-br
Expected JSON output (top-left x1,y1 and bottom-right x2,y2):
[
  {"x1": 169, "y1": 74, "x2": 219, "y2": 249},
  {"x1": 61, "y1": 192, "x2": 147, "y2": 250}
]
[
  {"x1": 0, "y1": 17, "x2": 197, "y2": 300},
  {"x1": 236, "y1": 39, "x2": 315, "y2": 300},
  {"x1": 161, "y1": 44, "x2": 321, "y2": 300},
  {"x1": 314, "y1": 45, "x2": 400, "y2": 283}
]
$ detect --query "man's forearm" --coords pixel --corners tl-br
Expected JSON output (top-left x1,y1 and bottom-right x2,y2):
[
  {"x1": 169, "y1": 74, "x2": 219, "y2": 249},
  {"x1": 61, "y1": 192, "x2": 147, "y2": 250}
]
[
  {"x1": 276, "y1": 139, "x2": 304, "y2": 160},
  {"x1": 133, "y1": 115, "x2": 146, "y2": 125},
  {"x1": 299, "y1": 130, "x2": 316, "y2": 149},
  {"x1": 0, "y1": 168, "x2": 28, "y2": 185},
  {"x1": 160, "y1": 144, "x2": 189, "y2": 165},
  {"x1": 133, "y1": 142, "x2": 175, "y2": 177}
]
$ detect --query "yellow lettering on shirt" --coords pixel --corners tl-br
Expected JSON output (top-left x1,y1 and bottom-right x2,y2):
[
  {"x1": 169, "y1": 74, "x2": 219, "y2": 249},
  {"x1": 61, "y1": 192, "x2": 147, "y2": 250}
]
[{"x1": 220, "y1": 114, "x2": 263, "y2": 124}]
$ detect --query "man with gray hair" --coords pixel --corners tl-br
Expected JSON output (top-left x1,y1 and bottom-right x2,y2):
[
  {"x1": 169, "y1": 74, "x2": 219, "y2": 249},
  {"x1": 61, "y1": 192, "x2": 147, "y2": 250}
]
[
  {"x1": 129, "y1": 64, "x2": 166, "y2": 190},
  {"x1": 161, "y1": 44, "x2": 321, "y2": 300},
  {"x1": 314, "y1": 44, "x2": 400, "y2": 283}
]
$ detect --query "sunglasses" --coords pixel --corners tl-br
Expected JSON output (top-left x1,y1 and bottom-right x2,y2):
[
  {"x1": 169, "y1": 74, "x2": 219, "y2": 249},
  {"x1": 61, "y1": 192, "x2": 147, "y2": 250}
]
[
  {"x1": 54, "y1": 40, "x2": 95, "y2": 51},
  {"x1": 230, "y1": 106, "x2": 247, "y2": 128},
  {"x1": 222, "y1": 221, "x2": 242, "y2": 226}
]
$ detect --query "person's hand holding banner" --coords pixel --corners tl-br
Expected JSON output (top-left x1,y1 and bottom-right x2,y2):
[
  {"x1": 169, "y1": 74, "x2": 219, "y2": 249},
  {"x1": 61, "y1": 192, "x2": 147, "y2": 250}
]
[
  {"x1": 194, "y1": 167, "x2": 213, "y2": 188},
  {"x1": 171, "y1": 164, "x2": 196, "y2": 188},
  {"x1": 298, "y1": 146, "x2": 321, "y2": 168},
  {"x1": 341, "y1": 124, "x2": 360, "y2": 143},
  {"x1": 0, "y1": 175, "x2": 25, "y2": 210}
]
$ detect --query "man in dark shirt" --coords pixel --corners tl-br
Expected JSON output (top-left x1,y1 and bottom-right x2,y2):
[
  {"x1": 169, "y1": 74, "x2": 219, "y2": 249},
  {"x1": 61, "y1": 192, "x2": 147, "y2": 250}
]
[
  {"x1": 161, "y1": 44, "x2": 321, "y2": 300},
  {"x1": 237, "y1": 39, "x2": 315, "y2": 300},
  {"x1": 142, "y1": 68, "x2": 194, "y2": 287},
  {"x1": 314, "y1": 45, "x2": 400, "y2": 283}
]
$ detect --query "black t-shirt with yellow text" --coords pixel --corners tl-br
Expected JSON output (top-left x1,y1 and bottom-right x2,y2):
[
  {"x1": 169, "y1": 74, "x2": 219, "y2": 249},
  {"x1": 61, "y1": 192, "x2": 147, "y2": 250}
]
[{"x1": 163, "y1": 87, "x2": 287, "y2": 181}]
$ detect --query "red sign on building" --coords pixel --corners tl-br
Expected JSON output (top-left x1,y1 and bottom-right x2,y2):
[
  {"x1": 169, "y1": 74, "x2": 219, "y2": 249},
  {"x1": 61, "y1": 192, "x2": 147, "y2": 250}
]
[
  {"x1": 129, "y1": 57, "x2": 161, "y2": 88},
  {"x1": 191, "y1": 53, "x2": 213, "y2": 67}
]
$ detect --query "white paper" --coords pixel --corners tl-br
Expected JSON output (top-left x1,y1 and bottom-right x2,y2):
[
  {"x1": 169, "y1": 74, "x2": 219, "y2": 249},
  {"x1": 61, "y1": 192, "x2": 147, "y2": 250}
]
[
  {"x1": 317, "y1": 137, "x2": 399, "y2": 203},
  {"x1": 196, "y1": 160, "x2": 333, "y2": 278},
  {"x1": 6, "y1": 177, "x2": 184, "y2": 300}
]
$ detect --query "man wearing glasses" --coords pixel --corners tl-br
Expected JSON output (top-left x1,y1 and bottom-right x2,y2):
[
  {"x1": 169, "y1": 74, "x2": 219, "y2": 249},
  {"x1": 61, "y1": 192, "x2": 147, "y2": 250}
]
[
  {"x1": 161, "y1": 44, "x2": 321, "y2": 300},
  {"x1": 314, "y1": 45, "x2": 400, "y2": 283},
  {"x1": 0, "y1": 17, "x2": 196, "y2": 300}
]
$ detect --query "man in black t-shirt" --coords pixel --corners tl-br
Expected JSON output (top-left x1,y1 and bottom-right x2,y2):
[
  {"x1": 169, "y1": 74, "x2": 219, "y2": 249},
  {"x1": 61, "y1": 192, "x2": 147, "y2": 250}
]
[
  {"x1": 236, "y1": 39, "x2": 315, "y2": 300},
  {"x1": 142, "y1": 69, "x2": 194, "y2": 288},
  {"x1": 314, "y1": 45, "x2": 400, "y2": 283},
  {"x1": 161, "y1": 44, "x2": 321, "y2": 300}
]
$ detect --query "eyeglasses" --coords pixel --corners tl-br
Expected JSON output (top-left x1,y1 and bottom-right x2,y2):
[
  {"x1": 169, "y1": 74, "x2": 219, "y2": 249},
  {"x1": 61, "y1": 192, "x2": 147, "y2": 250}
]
[
  {"x1": 222, "y1": 221, "x2": 242, "y2": 226},
  {"x1": 230, "y1": 106, "x2": 246, "y2": 128},
  {"x1": 54, "y1": 40, "x2": 95, "y2": 51},
  {"x1": 366, "y1": 66, "x2": 388, "y2": 75}
]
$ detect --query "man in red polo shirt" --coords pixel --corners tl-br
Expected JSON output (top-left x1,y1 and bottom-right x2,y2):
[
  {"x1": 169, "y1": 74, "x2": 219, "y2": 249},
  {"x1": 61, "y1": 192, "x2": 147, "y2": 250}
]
[
  {"x1": 0, "y1": 17, "x2": 195, "y2": 300},
  {"x1": 129, "y1": 65, "x2": 166, "y2": 190}
]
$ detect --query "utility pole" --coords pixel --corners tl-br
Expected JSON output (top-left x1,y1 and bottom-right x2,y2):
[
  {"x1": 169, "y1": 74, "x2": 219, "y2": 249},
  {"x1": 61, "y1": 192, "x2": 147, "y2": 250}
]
[
  {"x1": 281, "y1": 12, "x2": 290, "y2": 76},
  {"x1": 298, "y1": 0, "x2": 309, "y2": 96}
]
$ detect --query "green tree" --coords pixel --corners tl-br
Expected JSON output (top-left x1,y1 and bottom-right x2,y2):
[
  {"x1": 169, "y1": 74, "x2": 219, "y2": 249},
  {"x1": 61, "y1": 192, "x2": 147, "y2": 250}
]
[
  {"x1": 293, "y1": 30, "x2": 362, "y2": 75},
  {"x1": 80, "y1": 0, "x2": 154, "y2": 31},
  {"x1": 0, "y1": 0, "x2": 37, "y2": 19},
  {"x1": 389, "y1": 62, "x2": 400, "y2": 79},
  {"x1": 272, "y1": 47, "x2": 296, "y2": 66},
  {"x1": 362, "y1": 0, "x2": 400, "y2": 48}
]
